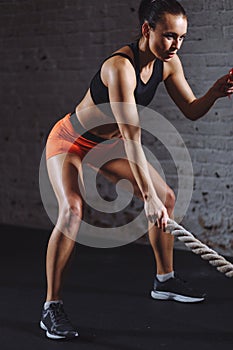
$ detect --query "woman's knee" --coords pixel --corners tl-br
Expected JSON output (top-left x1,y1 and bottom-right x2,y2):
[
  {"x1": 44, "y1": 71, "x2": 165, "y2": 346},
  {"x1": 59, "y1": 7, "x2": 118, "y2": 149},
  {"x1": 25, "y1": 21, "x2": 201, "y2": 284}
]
[
  {"x1": 56, "y1": 196, "x2": 83, "y2": 238},
  {"x1": 69, "y1": 195, "x2": 83, "y2": 217},
  {"x1": 60, "y1": 195, "x2": 83, "y2": 224},
  {"x1": 165, "y1": 188, "x2": 176, "y2": 214}
]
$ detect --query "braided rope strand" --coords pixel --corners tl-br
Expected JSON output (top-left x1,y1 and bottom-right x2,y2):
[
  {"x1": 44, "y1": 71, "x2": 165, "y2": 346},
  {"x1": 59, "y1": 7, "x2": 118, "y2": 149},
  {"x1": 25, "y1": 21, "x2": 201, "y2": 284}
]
[{"x1": 167, "y1": 219, "x2": 233, "y2": 278}]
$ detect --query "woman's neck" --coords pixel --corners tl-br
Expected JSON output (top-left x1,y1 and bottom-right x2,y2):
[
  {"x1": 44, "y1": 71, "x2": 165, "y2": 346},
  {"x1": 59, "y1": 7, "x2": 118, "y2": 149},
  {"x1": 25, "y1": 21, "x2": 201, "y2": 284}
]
[{"x1": 138, "y1": 37, "x2": 156, "y2": 69}]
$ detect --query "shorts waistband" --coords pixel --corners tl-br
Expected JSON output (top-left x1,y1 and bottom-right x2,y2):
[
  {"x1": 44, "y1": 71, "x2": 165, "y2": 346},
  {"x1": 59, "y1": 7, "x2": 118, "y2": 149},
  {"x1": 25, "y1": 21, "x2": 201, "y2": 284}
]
[{"x1": 70, "y1": 112, "x2": 109, "y2": 144}]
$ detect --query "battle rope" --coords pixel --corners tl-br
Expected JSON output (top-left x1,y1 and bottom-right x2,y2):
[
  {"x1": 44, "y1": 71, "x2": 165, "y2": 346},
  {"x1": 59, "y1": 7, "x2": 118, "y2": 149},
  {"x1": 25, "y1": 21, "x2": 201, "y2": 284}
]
[{"x1": 167, "y1": 219, "x2": 233, "y2": 278}]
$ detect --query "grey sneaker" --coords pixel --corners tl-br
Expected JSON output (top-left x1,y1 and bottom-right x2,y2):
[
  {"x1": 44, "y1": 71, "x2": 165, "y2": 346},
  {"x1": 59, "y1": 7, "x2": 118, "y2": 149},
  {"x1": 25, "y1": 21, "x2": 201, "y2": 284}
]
[
  {"x1": 151, "y1": 275, "x2": 205, "y2": 303},
  {"x1": 40, "y1": 301, "x2": 79, "y2": 340}
]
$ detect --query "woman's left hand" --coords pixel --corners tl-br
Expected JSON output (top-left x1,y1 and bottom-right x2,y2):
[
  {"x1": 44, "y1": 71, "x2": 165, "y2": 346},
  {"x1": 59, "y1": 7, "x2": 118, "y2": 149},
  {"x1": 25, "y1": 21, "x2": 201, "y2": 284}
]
[{"x1": 211, "y1": 71, "x2": 233, "y2": 99}]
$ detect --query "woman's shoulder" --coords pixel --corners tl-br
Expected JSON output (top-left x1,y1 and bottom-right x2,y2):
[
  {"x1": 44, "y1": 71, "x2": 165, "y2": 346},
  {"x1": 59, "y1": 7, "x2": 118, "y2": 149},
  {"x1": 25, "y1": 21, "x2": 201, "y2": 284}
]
[
  {"x1": 101, "y1": 44, "x2": 136, "y2": 74},
  {"x1": 101, "y1": 45, "x2": 137, "y2": 89},
  {"x1": 101, "y1": 43, "x2": 135, "y2": 68}
]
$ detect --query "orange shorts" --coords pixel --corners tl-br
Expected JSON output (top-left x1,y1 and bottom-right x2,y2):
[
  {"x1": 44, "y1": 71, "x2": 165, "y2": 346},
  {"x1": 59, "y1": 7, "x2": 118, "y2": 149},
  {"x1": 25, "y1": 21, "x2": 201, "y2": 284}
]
[{"x1": 46, "y1": 113, "x2": 122, "y2": 163}]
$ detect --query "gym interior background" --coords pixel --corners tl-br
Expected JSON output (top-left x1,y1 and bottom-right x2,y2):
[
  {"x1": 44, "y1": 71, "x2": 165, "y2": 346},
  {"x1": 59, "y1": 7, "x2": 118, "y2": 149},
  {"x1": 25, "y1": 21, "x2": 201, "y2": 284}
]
[{"x1": 1, "y1": 0, "x2": 233, "y2": 255}]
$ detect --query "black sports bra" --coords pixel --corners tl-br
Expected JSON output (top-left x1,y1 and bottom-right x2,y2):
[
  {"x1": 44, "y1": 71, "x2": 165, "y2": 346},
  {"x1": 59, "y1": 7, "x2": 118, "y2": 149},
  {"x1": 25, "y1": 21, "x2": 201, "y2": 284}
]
[{"x1": 90, "y1": 40, "x2": 163, "y2": 107}]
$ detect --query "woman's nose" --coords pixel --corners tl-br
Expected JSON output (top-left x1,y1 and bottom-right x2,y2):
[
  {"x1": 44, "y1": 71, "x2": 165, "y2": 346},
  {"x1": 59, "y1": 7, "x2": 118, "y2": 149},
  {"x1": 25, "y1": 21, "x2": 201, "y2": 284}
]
[{"x1": 172, "y1": 39, "x2": 182, "y2": 51}]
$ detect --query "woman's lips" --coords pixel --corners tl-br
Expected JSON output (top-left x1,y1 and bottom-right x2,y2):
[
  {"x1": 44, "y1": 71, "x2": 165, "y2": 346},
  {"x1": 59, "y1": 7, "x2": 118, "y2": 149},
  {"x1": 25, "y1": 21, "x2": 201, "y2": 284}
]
[{"x1": 167, "y1": 52, "x2": 176, "y2": 58}]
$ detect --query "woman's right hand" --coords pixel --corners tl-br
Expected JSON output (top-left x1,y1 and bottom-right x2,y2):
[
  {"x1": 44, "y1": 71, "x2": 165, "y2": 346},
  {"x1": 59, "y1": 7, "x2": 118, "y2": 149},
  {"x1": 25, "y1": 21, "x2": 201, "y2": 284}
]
[
  {"x1": 210, "y1": 73, "x2": 233, "y2": 99},
  {"x1": 144, "y1": 194, "x2": 169, "y2": 230}
]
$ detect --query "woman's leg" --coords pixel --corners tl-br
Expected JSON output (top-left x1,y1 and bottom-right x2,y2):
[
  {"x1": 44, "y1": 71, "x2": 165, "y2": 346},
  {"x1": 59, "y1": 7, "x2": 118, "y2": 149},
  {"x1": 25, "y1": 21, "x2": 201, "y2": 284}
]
[
  {"x1": 96, "y1": 158, "x2": 175, "y2": 274},
  {"x1": 146, "y1": 164, "x2": 175, "y2": 274},
  {"x1": 46, "y1": 153, "x2": 85, "y2": 301}
]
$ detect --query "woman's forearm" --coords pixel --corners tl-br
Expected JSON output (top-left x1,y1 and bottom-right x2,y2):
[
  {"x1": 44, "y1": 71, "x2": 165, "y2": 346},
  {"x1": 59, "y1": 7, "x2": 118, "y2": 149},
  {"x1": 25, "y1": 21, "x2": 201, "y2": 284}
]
[
  {"x1": 123, "y1": 137, "x2": 158, "y2": 200},
  {"x1": 186, "y1": 88, "x2": 218, "y2": 121},
  {"x1": 122, "y1": 135, "x2": 168, "y2": 226},
  {"x1": 186, "y1": 73, "x2": 232, "y2": 121}
]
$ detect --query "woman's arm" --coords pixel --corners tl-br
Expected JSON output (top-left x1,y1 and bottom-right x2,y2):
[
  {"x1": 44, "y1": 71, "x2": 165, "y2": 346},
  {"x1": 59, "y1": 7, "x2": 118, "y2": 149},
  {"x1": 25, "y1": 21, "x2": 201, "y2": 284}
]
[
  {"x1": 164, "y1": 55, "x2": 233, "y2": 121},
  {"x1": 102, "y1": 56, "x2": 168, "y2": 227}
]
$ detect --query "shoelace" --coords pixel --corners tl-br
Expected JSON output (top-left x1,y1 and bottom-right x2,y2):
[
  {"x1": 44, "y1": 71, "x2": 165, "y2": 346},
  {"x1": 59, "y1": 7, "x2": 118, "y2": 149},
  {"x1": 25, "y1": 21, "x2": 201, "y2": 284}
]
[{"x1": 50, "y1": 304, "x2": 71, "y2": 326}]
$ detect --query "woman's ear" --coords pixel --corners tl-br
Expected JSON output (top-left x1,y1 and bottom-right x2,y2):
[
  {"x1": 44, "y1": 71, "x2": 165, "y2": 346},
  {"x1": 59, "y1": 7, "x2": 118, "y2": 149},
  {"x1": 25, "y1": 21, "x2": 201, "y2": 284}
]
[{"x1": 141, "y1": 21, "x2": 151, "y2": 38}]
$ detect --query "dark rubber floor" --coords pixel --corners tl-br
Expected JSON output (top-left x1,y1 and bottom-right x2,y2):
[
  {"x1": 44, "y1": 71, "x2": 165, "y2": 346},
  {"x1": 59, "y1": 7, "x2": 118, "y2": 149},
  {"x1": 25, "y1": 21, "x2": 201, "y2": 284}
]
[{"x1": 0, "y1": 224, "x2": 233, "y2": 350}]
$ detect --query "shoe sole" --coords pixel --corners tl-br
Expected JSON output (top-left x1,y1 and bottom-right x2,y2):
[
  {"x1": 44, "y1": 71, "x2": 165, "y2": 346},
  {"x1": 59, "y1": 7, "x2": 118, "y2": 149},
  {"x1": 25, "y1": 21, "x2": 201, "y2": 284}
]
[
  {"x1": 151, "y1": 290, "x2": 205, "y2": 303},
  {"x1": 40, "y1": 321, "x2": 79, "y2": 340}
]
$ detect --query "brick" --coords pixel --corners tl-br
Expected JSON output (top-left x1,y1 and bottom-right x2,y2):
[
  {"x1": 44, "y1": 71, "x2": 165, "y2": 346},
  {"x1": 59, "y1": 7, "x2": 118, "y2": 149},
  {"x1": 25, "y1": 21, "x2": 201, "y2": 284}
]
[
  {"x1": 223, "y1": 25, "x2": 233, "y2": 38},
  {"x1": 205, "y1": 54, "x2": 228, "y2": 67},
  {"x1": 182, "y1": 38, "x2": 232, "y2": 54},
  {"x1": 179, "y1": 0, "x2": 205, "y2": 12},
  {"x1": 204, "y1": 0, "x2": 225, "y2": 11},
  {"x1": 224, "y1": 0, "x2": 233, "y2": 10},
  {"x1": 188, "y1": 10, "x2": 233, "y2": 27}
]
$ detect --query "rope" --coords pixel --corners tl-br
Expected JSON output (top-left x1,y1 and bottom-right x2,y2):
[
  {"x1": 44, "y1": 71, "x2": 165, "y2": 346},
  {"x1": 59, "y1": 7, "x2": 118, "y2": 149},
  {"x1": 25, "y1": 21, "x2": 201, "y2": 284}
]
[{"x1": 167, "y1": 219, "x2": 233, "y2": 278}]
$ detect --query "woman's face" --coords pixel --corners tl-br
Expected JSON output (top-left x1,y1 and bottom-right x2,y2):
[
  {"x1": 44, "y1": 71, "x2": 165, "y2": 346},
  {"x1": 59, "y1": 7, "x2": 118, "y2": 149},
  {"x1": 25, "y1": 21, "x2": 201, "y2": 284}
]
[{"x1": 148, "y1": 13, "x2": 188, "y2": 61}]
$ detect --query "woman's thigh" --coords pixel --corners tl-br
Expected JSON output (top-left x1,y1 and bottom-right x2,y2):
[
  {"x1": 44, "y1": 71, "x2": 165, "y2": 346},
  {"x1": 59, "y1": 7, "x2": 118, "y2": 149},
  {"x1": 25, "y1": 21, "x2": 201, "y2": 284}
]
[{"x1": 46, "y1": 153, "x2": 85, "y2": 209}]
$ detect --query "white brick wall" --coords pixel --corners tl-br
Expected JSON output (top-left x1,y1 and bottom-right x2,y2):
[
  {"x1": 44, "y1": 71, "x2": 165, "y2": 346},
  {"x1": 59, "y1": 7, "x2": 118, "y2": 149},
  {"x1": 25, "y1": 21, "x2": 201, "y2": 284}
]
[
  {"x1": 153, "y1": 0, "x2": 233, "y2": 255},
  {"x1": 1, "y1": 0, "x2": 232, "y2": 255}
]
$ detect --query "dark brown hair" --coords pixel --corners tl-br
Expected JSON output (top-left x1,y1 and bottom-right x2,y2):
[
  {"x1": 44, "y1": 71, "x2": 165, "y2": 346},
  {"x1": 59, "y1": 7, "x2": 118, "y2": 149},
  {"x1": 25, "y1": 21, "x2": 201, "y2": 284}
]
[{"x1": 138, "y1": 0, "x2": 187, "y2": 29}]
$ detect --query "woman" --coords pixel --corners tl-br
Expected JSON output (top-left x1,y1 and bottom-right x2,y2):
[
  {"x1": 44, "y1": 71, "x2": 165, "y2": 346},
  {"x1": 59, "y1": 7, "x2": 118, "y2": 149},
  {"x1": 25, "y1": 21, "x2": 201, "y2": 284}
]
[{"x1": 40, "y1": 0, "x2": 233, "y2": 340}]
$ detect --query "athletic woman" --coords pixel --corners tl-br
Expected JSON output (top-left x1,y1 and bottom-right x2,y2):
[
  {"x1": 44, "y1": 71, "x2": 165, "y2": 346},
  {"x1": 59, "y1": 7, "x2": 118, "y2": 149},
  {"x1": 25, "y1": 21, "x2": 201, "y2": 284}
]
[{"x1": 40, "y1": 0, "x2": 233, "y2": 340}]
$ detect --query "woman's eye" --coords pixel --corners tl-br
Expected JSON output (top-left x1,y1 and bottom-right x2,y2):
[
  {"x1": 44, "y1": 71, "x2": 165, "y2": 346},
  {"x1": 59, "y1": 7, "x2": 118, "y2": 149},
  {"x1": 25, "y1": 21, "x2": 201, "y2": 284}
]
[
  {"x1": 164, "y1": 34, "x2": 174, "y2": 39},
  {"x1": 164, "y1": 34, "x2": 186, "y2": 41}
]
